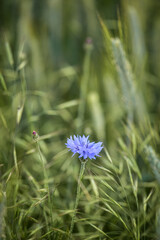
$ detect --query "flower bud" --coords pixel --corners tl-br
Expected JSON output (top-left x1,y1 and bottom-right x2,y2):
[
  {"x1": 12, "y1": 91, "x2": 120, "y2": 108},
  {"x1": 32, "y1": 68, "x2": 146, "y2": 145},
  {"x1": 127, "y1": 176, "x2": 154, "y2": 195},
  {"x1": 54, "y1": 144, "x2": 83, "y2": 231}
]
[{"x1": 32, "y1": 131, "x2": 39, "y2": 141}]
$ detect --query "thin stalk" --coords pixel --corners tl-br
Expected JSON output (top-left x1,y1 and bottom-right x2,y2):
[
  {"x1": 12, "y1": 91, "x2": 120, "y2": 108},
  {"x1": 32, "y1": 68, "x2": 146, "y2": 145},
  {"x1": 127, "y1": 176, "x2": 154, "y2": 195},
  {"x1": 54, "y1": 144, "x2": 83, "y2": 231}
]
[
  {"x1": 37, "y1": 142, "x2": 48, "y2": 190},
  {"x1": 36, "y1": 140, "x2": 53, "y2": 240},
  {"x1": 36, "y1": 140, "x2": 53, "y2": 203},
  {"x1": 69, "y1": 160, "x2": 87, "y2": 239}
]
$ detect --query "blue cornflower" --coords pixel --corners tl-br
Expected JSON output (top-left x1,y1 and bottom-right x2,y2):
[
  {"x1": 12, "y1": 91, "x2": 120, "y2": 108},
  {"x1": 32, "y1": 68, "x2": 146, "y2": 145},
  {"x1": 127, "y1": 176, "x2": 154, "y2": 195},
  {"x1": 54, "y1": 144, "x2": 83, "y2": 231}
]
[{"x1": 66, "y1": 135, "x2": 103, "y2": 160}]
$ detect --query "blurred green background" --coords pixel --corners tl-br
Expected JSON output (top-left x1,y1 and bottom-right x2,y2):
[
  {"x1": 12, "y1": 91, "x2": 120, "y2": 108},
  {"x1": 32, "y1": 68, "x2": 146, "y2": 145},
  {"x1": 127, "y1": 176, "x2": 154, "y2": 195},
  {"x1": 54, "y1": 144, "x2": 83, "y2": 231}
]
[{"x1": 0, "y1": 0, "x2": 160, "y2": 239}]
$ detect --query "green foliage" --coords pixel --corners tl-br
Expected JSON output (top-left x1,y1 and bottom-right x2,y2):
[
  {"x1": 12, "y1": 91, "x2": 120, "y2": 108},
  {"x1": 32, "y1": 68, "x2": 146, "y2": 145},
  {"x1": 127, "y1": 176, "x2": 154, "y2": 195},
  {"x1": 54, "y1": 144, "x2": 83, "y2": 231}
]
[{"x1": 0, "y1": 0, "x2": 160, "y2": 239}]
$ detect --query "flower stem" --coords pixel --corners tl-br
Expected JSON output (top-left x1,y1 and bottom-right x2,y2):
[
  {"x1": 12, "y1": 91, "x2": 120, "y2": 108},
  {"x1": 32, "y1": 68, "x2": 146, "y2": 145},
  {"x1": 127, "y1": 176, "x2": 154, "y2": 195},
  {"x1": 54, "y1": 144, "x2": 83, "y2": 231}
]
[
  {"x1": 36, "y1": 141, "x2": 54, "y2": 234},
  {"x1": 37, "y1": 142, "x2": 48, "y2": 189},
  {"x1": 36, "y1": 141, "x2": 53, "y2": 210},
  {"x1": 69, "y1": 160, "x2": 86, "y2": 239}
]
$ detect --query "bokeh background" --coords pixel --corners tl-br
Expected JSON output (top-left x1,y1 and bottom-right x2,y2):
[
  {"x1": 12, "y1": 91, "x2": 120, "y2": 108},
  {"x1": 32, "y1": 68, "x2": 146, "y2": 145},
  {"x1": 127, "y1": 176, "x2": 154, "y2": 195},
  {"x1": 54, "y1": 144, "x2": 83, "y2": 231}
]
[{"x1": 0, "y1": 0, "x2": 160, "y2": 239}]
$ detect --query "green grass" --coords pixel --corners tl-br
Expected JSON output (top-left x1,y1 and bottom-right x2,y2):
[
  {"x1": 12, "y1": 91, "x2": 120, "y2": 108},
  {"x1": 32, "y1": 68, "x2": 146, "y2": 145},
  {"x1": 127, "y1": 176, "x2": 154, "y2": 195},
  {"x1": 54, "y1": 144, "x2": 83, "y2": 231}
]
[{"x1": 0, "y1": 0, "x2": 160, "y2": 239}]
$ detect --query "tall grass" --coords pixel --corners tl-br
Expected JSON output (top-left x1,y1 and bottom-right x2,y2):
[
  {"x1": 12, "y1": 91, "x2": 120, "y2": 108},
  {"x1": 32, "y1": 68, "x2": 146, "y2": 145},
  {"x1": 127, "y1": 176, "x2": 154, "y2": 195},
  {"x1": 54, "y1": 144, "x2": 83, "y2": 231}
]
[{"x1": 0, "y1": 0, "x2": 160, "y2": 239}]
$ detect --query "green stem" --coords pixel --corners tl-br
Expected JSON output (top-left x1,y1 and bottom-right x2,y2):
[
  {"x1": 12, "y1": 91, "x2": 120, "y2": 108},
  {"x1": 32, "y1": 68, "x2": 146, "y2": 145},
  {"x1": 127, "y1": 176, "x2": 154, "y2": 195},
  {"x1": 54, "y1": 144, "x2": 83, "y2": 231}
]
[
  {"x1": 36, "y1": 141, "x2": 53, "y2": 240},
  {"x1": 37, "y1": 141, "x2": 52, "y2": 206},
  {"x1": 37, "y1": 142, "x2": 48, "y2": 189},
  {"x1": 69, "y1": 160, "x2": 87, "y2": 239}
]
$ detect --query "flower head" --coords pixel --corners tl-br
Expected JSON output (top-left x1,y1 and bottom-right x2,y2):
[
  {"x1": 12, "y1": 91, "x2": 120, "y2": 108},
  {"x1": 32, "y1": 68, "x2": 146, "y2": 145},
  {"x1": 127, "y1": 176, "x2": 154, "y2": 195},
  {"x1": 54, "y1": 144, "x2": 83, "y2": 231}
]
[
  {"x1": 32, "y1": 130, "x2": 39, "y2": 141},
  {"x1": 32, "y1": 131, "x2": 37, "y2": 136},
  {"x1": 66, "y1": 135, "x2": 103, "y2": 160}
]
